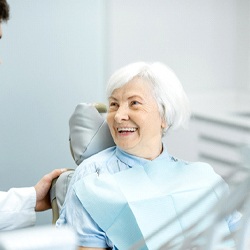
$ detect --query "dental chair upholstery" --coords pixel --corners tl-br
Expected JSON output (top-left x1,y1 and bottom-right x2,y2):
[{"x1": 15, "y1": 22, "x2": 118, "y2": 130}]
[{"x1": 50, "y1": 103, "x2": 114, "y2": 224}]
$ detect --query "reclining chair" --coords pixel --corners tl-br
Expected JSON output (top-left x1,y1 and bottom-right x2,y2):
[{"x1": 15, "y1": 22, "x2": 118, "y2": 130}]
[{"x1": 50, "y1": 103, "x2": 114, "y2": 224}]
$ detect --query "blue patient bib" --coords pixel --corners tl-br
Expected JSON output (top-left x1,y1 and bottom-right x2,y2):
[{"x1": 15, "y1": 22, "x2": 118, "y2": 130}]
[{"x1": 74, "y1": 159, "x2": 232, "y2": 249}]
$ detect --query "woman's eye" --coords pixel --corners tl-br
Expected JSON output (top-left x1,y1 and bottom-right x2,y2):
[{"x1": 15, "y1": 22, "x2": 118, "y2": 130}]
[
  {"x1": 109, "y1": 102, "x2": 119, "y2": 110},
  {"x1": 110, "y1": 102, "x2": 117, "y2": 106},
  {"x1": 131, "y1": 101, "x2": 139, "y2": 106}
]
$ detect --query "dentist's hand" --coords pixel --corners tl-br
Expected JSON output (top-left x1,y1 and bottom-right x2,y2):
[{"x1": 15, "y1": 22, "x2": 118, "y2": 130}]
[{"x1": 34, "y1": 168, "x2": 67, "y2": 211}]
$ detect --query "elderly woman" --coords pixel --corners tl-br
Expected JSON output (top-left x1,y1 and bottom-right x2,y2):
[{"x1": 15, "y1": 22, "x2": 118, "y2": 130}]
[{"x1": 57, "y1": 62, "x2": 241, "y2": 249}]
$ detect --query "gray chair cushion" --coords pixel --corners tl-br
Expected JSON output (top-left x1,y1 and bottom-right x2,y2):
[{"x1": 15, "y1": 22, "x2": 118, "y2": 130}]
[
  {"x1": 69, "y1": 103, "x2": 114, "y2": 165},
  {"x1": 50, "y1": 103, "x2": 114, "y2": 223}
]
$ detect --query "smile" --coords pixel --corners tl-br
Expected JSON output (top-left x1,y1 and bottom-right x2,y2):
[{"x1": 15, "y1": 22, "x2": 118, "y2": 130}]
[{"x1": 117, "y1": 127, "x2": 137, "y2": 133}]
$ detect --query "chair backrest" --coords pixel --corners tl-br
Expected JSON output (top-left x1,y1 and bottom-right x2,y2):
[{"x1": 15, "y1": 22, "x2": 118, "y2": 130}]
[{"x1": 50, "y1": 103, "x2": 114, "y2": 224}]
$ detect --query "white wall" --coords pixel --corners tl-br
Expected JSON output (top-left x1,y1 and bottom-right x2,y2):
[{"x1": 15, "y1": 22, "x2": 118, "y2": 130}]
[
  {"x1": 106, "y1": 0, "x2": 250, "y2": 92},
  {"x1": 0, "y1": 0, "x2": 106, "y2": 225}
]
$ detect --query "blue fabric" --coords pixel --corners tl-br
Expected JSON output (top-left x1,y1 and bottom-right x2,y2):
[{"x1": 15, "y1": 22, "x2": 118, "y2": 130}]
[{"x1": 56, "y1": 145, "x2": 241, "y2": 249}]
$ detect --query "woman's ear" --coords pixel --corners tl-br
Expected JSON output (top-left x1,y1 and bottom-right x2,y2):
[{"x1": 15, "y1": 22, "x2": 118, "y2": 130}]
[{"x1": 161, "y1": 118, "x2": 167, "y2": 129}]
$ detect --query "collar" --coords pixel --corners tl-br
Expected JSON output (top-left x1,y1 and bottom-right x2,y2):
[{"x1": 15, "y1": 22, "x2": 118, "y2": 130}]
[{"x1": 115, "y1": 143, "x2": 172, "y2": 168}]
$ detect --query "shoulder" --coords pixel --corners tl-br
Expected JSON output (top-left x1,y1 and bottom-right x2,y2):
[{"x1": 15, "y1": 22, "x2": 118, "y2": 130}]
[
  {"x1": 171, "y1": 159, "x2": 229, "y2": 196},
  {"x1": 81, "y1": 146, "x2": 116, "y2": 165},
  {"x1": 189, "y1": 161, "x2": 221, "y2": 179},
  {"x1": 186, "y1": 161, "x2": 216, "y2": 172},
  {"x1": 62, "y1": 146, "x2": 117, "y2": 202},
  {"x1": 177, "y1": 158, "x2": 217, "y2": 174},
  {"x1": 73, "y1": 146, "x2": 117, "y2": 179},
  {"x1": 175, "y1": 159, "x2": 224, "y2": 182}
]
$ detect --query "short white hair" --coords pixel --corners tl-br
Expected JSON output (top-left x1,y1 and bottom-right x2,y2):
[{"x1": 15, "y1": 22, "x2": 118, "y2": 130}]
[{"x1": 106, "y1": 62, "x2": 191, "y2": 135}]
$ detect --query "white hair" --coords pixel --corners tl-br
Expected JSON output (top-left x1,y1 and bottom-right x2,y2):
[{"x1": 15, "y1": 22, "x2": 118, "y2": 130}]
[{"x1": 106, "y1": 62, "x2": 191, "y2": 135}]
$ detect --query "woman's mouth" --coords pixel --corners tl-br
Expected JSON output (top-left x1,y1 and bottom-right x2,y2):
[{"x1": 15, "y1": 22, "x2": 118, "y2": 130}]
[{"x1": 117, "y1": 127, "x2": 137, "y2": 133}]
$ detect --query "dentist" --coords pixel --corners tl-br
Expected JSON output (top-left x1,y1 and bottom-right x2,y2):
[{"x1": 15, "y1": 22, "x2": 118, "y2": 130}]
[{"x1": 0, "y1": 0, "x2": 66, "y2": 231}]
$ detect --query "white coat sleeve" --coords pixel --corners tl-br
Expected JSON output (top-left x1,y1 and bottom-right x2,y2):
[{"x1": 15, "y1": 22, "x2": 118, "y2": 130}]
[{"x1": 0, "y1": 187, "x2": 36, "y2": 231}]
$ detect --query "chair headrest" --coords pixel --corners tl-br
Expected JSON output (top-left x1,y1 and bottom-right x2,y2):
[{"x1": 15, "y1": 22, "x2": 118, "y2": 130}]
[{"x1": 69, "y1": 103, "x2": 115, "y2": 165}]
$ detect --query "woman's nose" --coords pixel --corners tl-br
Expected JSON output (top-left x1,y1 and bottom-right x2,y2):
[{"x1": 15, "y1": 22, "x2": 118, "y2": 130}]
[{"x1": 114, "y1": 106, "x2": 129, "y2": 123}]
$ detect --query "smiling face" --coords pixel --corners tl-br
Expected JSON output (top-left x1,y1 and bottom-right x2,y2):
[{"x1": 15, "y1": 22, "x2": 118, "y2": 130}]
[{"x1": 107, "y1": 77, "x2": 166, "y2": 160}]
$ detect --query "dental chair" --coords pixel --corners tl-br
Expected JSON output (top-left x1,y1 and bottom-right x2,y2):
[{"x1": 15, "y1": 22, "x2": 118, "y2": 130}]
[{"x1": 50, "y1": 103, "x2": 114, "y2": 224}]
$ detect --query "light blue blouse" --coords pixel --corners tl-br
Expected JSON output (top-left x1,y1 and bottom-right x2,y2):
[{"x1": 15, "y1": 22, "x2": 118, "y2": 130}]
[{"x1": 56, "y1": 145, "x2": 241, "y2": 249}]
